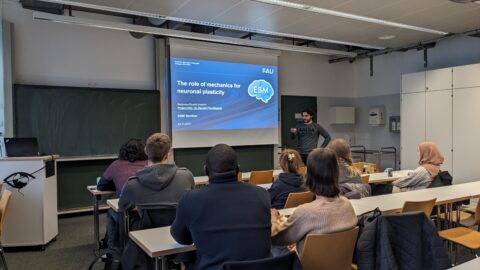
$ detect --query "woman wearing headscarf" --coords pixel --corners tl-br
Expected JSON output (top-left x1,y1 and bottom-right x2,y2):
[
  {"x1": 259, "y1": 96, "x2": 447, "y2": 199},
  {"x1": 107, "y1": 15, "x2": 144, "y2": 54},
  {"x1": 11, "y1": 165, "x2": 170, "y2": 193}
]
[{"x1": 393, "y1": 141, "x2": 444, "y2": 192}]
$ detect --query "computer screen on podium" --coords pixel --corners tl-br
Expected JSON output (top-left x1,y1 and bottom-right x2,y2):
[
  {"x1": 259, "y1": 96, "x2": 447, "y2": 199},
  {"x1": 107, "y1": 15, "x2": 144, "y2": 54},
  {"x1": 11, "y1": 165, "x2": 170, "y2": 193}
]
[{"x1": 4, "y1": 137, "x2": 39, "y2": 157}]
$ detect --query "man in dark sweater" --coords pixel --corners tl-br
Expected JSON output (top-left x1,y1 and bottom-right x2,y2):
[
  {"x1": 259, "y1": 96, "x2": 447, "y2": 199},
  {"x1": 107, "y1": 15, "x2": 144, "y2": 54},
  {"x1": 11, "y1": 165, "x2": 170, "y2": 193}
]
[
  {"x1": 170, "y1": 144, "x2": 271, "y2": 270},
  {"x1": 290, "y1": 108, "x2": 331, "y2": 164}
]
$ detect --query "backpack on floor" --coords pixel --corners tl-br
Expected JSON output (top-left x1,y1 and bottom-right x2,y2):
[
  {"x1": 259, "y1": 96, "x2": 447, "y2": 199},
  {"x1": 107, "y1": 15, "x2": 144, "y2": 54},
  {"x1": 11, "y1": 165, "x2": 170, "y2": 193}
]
[{"x1": 88, "y1": 247, "x2": 122, "y2": 270}]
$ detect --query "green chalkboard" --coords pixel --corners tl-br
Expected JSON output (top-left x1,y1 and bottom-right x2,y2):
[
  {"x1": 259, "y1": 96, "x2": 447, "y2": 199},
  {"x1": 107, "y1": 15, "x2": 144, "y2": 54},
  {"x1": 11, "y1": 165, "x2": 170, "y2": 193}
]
[
  {"x1": 14, "y1": 85, "x2": 160, "y2": 157},
  {"x1": 174, "y1": 145, "x2": 274, "y2": 176}
]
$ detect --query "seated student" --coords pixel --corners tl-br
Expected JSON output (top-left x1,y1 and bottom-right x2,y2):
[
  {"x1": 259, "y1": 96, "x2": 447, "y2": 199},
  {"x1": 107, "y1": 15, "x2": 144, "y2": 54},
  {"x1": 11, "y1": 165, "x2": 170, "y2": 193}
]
[
  {"x1": 271, "y1": 148, "x2": 357, "y2": 254},
  {"x1": 119, "y1": 133, "x2": 195, "y2": 270},
  {"x1": 170, "y1": 144, "x2": 271, "y2": 270},
  {"x1": 97, "y1": 138, "x2": 147, "y2": 196},
  {"x1": 393, "y1": 141, "x2": 444, "y2": 192},
  {"x1": 118, "y1": 132, "x2": 195, "y2": 211},
  {"x1": 268, "y1": 149, "x2": 308, "y2": 209},
  {"x1": 327, "y1": 138, "x2": 371, "y2": 199}
]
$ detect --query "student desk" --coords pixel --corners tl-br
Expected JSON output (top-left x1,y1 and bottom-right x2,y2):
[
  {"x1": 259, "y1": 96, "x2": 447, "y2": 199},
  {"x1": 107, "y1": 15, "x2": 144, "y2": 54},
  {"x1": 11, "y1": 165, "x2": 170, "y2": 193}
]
[
  {"x1": 365, "y1": 170, "x2": 411, "y2": 184},
  {"x1": 86, "y1": 185, "x2": 115, "y2": 255},
  {"x1": 450, "y1": 257, "x2": 480, "y2": 269}
]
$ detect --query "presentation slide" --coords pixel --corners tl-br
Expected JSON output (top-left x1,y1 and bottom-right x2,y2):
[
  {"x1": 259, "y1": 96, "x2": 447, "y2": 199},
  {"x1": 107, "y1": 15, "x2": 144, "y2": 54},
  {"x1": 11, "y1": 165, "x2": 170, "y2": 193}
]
[{"x1": 170, "y1": 57, "x2": 278, "y2": 132}]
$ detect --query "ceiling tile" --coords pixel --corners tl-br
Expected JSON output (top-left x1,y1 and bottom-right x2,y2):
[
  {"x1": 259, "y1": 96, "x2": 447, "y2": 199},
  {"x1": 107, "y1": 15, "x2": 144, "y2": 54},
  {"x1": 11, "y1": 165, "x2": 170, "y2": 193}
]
[{"x1": 210, "y1": 0, "x2": 281, "y2": 27}]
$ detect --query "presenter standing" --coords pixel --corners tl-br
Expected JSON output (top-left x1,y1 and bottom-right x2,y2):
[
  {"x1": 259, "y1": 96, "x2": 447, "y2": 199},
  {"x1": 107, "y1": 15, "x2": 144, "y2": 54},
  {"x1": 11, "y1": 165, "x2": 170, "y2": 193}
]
[{"x1": 290, "y1": 109, "x2": 331, "y2": 164}]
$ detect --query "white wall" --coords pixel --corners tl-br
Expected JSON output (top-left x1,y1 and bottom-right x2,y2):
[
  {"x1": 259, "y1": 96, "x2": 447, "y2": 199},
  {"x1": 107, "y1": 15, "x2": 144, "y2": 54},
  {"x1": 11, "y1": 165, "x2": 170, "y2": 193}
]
[
  {"x1": 3, "y1": 0, "x2": 155, "y2": 90},
  {"x1": 353, "y1": 35, "x2": 480, "y2": 98}
]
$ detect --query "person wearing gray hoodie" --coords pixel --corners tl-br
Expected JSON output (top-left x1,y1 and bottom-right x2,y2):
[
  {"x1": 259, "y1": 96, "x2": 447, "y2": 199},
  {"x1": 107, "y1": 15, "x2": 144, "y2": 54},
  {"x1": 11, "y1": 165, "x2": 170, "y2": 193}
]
[
  {"x1": 118, "y1": 133, "x2": 195, "y2": 270},
  {"x1": 118, "y1": 132, "x2": 195, "y2": 212}
]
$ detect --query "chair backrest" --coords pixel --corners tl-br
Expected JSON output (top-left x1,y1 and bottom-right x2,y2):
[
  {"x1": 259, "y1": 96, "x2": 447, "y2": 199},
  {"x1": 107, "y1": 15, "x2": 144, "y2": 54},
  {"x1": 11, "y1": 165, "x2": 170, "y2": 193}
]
[
  {"x1": 352, "y1": 162, "x2": 364, "y2": 173},
  {"x1": 473, "y1": 199, "x2": 480, "y2": 224},
  {"x1": 0, "y1": 190, "x2": 13, "y2": 237},
  {"x1": 223, "y1": 251, "x2": 299, "y2": 270},
  {"x1": 284, "y1": 191, "x2": 315, "y2": 209},
  {"x1": 298, "y1": 166, "x2": 307, "y2": 176},
  {"x1": 360, "y1": 174, "x2": 370, "y2": 184},
  {"x1": 237, "y1": 172, "x2": 243, "y2": 181},
  {"x1": 136, "y1": 203, "x2": 177, "y2": 229},
  {"x1": 301, "y1": 227, "x2": 359, "y2": 270},
  {"x1": 401, "y1": 198, "x2": 437, "y2": 217},
  {"x1": 249, "y1": 170, "x2": 274, "y2": 185}
]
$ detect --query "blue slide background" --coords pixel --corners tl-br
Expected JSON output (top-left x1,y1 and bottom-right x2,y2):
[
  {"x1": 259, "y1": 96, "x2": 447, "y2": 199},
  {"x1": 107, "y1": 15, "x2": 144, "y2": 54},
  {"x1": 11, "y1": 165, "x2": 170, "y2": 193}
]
[{"x1": 170, "y1": 57, "x2": 278, "y2": 131}]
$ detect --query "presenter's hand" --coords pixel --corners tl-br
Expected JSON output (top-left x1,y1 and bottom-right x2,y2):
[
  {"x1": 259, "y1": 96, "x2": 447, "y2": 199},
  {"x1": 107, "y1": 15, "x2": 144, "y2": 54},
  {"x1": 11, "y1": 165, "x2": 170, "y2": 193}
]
[{"x1": 290, "y1": 128, "x2": 297, "y2": 133}]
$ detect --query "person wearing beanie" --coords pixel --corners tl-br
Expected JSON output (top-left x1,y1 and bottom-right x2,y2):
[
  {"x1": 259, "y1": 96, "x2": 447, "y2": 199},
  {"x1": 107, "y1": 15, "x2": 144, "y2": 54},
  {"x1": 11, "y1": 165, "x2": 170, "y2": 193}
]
[{"x1": 170, "y1": 144, "x2": 272, "y2": 270}]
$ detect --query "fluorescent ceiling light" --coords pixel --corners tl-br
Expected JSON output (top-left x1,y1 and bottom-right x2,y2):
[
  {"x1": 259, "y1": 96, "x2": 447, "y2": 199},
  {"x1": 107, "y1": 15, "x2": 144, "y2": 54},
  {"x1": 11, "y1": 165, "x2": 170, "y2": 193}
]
[
  {"x1": 32, "y1": 12, "x2": 357, "y2": 57},
  {"x1": 378, "y1": 35, "x2": 396, "y2": 40},
  {"x1": 252, "y1": 0, "x2": 449, "y2": 35},
  {"x1": 38, "y1": 0, "x2": 385, "y2": 49}
]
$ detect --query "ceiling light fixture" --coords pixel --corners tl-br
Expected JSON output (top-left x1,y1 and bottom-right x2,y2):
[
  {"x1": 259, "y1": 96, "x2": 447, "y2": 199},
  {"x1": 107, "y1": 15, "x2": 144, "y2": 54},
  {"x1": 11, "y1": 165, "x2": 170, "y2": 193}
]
[
  {"x1": 252, "y1": 0, "x2": 449, "y2": 35},
  {"x1": 378, "y1": 35, "x2": 396, "y2": 40},
  {"x1": 32, "y1": 11, "x2": 358, "y2": 57},
  {"x1": 37, "y1": 0, "x2": 385, "y2": 50}
]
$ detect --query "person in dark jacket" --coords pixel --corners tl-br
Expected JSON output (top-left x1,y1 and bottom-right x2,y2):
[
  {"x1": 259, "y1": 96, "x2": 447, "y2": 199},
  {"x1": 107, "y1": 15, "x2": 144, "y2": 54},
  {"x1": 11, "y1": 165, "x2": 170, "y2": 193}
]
[
  {"x1": 118, "y1": 133, "x2": 195, "y2": 270},
  {"x1": 354, "y1": 212, "x2": 451, "y2": 270},
  {"x1": 170, "y1": 144, "x2": 271, "y2": 270},
  {"x1": 268, "y1": 149, "x2": 307, "y2": 209}
]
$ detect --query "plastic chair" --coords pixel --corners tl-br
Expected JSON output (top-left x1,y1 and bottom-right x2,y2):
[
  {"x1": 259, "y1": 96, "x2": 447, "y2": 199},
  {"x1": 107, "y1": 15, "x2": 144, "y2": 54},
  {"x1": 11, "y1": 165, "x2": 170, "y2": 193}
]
[
  {"x1": 284, "y1": 191, "x2": 314, "y2": 209},
  {"x1": 401, "y1": 198, "x2": 437, "y2": 217},
  {"x1": 300, "y1": 227, "x2": 359, "y2": 270},
  {"x1": 360, "y1": 175, "x2": 370, "y2": 184},
  {"x1": 0, "y1": 190, "x2": 13, "y2": 270},
  {"x1": 352, "y1": 162, "x2": 364, "y2": 173},
  {"x1": 222, "y1": 251, "x2": 300, "y2": 270},
  {"x1": 439, "y1": 227, "x2": 480, "y2": 264},
  {"x1": 249, "y1": 170, "x2": 274, "y2": 185}
]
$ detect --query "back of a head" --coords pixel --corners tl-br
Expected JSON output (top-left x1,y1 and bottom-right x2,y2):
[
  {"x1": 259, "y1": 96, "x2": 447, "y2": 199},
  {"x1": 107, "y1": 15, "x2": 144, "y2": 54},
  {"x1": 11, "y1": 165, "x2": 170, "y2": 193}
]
[
  {"x1": 145, "y1": 133, "x2": 171, "y2": 163},
  {"x1": 119, "y1": 138, "x2": 148, "y2": 162},
  {"x1": 306, "y1": 148, "x2": 340, "y2": 198},
  {"x1": 279, "y1": 149, "x2": 303, "y2": 173},
  {"x1": 418, "y1": 141, "x2": 444, "y2": 166},
  {"x1": 327, "y1": 138, "x2": 352, "y2": 164},
  {"x1": 206, "y1": 144, "x2": 238, "y2": 179}
]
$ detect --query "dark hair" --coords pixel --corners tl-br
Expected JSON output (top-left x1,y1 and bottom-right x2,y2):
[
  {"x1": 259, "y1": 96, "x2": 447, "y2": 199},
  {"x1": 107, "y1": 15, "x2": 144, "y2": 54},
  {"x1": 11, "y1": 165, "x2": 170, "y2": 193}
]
[
  {"x1": 302, "y1": 108, "x2": 315, "y2": 116},
  {"x1": 145, "y1": 133, "x2": 171, "y2": 163},
  {"x1": 305, "y1": 148, "x2": 340, "y2": 198},
  {"x1": 205, "y1": 144, "x2": 238, "y2": 177},
  {"x1": 119, "y1": 139, "x2": 147, "y2": 162},
  {"x1": 279, "y1": 149, "x2": 303, "y2": 173}
]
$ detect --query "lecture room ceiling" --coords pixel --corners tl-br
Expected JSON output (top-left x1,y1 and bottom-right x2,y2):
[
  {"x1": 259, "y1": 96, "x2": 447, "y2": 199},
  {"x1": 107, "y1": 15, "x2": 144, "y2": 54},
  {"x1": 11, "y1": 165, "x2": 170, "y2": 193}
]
[{"x1": 48, "y1": 0, "x2": 480, "y2": 49}]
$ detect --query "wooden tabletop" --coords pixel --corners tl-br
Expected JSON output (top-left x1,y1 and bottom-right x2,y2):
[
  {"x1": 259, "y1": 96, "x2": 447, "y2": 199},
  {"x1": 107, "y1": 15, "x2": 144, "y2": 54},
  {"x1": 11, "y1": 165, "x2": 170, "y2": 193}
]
[
  {"x1": 86, "y1": 185, "x2": 115, "y2": 196},
  {"x1": 193, "y1": 169, "x2": 283, "y2": 186},
  {"x1": 107, "y1": 198, "x2": 120, "y2": 212},
  {"x1": 365, "y1": 170, "x2": 411, "y2": 184},
  {"x1": 129, "y1": 226, "x2": 196, "y2": 257}
]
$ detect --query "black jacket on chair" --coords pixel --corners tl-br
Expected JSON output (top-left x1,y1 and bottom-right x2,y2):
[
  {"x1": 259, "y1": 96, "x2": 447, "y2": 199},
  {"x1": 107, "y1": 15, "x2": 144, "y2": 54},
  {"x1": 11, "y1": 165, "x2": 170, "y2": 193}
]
[
  {"x1": 268, "y1": 172, "x2": 307, "y2": 209},
  {"x1": 354, "y1": 212, "x2": 451, "y2": 270}
]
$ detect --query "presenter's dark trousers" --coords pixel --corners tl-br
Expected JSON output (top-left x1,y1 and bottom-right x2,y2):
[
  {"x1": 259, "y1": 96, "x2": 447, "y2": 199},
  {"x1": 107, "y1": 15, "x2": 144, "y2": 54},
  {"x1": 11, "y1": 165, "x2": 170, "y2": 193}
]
[{"x1": 301, "y1": 154, "x2": 309, "y2": 165}]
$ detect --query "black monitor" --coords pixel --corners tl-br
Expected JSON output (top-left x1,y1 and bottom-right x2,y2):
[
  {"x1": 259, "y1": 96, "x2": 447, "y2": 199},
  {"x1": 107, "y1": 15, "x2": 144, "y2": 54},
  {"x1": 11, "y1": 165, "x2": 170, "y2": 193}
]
[{"x1": 4, "y1": 137, "x2": 40, "y2": 157}]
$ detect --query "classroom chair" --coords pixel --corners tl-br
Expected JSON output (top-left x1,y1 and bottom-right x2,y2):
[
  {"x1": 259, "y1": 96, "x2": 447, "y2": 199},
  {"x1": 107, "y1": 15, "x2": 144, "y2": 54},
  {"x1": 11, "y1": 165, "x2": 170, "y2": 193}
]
[
  {"x1": 439, "y1": 227, "x2": 480, "y2": 265},
  {"x1": 222, "y1": 251, "x2": 300, "y2": 270},
  {"x1": 401, "y1": 198, "x2": 437, "y2": 217},
  {"x1": 360, "y1": 174, "x2": 370, "y2": 184},
  {"x1": 284, "y1": 191, "x2": 315, "y2": 209},
  {"x1": 0, "y1": 190, "x2": 13, "y2": 270},
  {"x1": 298, "y1": 166, "x2": 307, "y2": 176},
  {"x1": 248, "y1": 170, "x2": 274, "y2": 185},
  {"x1": 300, "y1": 227, "x2": 359, "y2": 270},
  {"x1": 352, "y1": 162, "x2": 364, "y2": 173},
  {"x1": 237, "y1": 172, "x2": 242, "y2": 181},
  {"x1": 438, "y1": 200, "x2": 480, "y2": 230}
]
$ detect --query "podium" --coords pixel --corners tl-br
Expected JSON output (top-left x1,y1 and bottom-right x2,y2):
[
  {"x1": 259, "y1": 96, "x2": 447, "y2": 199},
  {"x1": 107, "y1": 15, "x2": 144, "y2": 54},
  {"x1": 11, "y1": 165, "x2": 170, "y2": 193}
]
[{"x1": 0, "y1": 155, "x2": 59, "y2": 248}]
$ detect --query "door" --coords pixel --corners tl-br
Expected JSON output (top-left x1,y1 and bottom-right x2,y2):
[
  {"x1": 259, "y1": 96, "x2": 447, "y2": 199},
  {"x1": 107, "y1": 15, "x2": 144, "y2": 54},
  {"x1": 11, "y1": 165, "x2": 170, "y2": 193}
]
[
  {"x1": 426, "y1": 90, "x2": 453, "y2": 174},
  {"x1": 453, "y1": 87, "x2": 480, "y2": 183},
  {"x1": 401, "y1": 92, "x2": 426, "y2": 170},
  {"x1": 281, "y1": 95, "x2": 317, "y2": 149}
]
